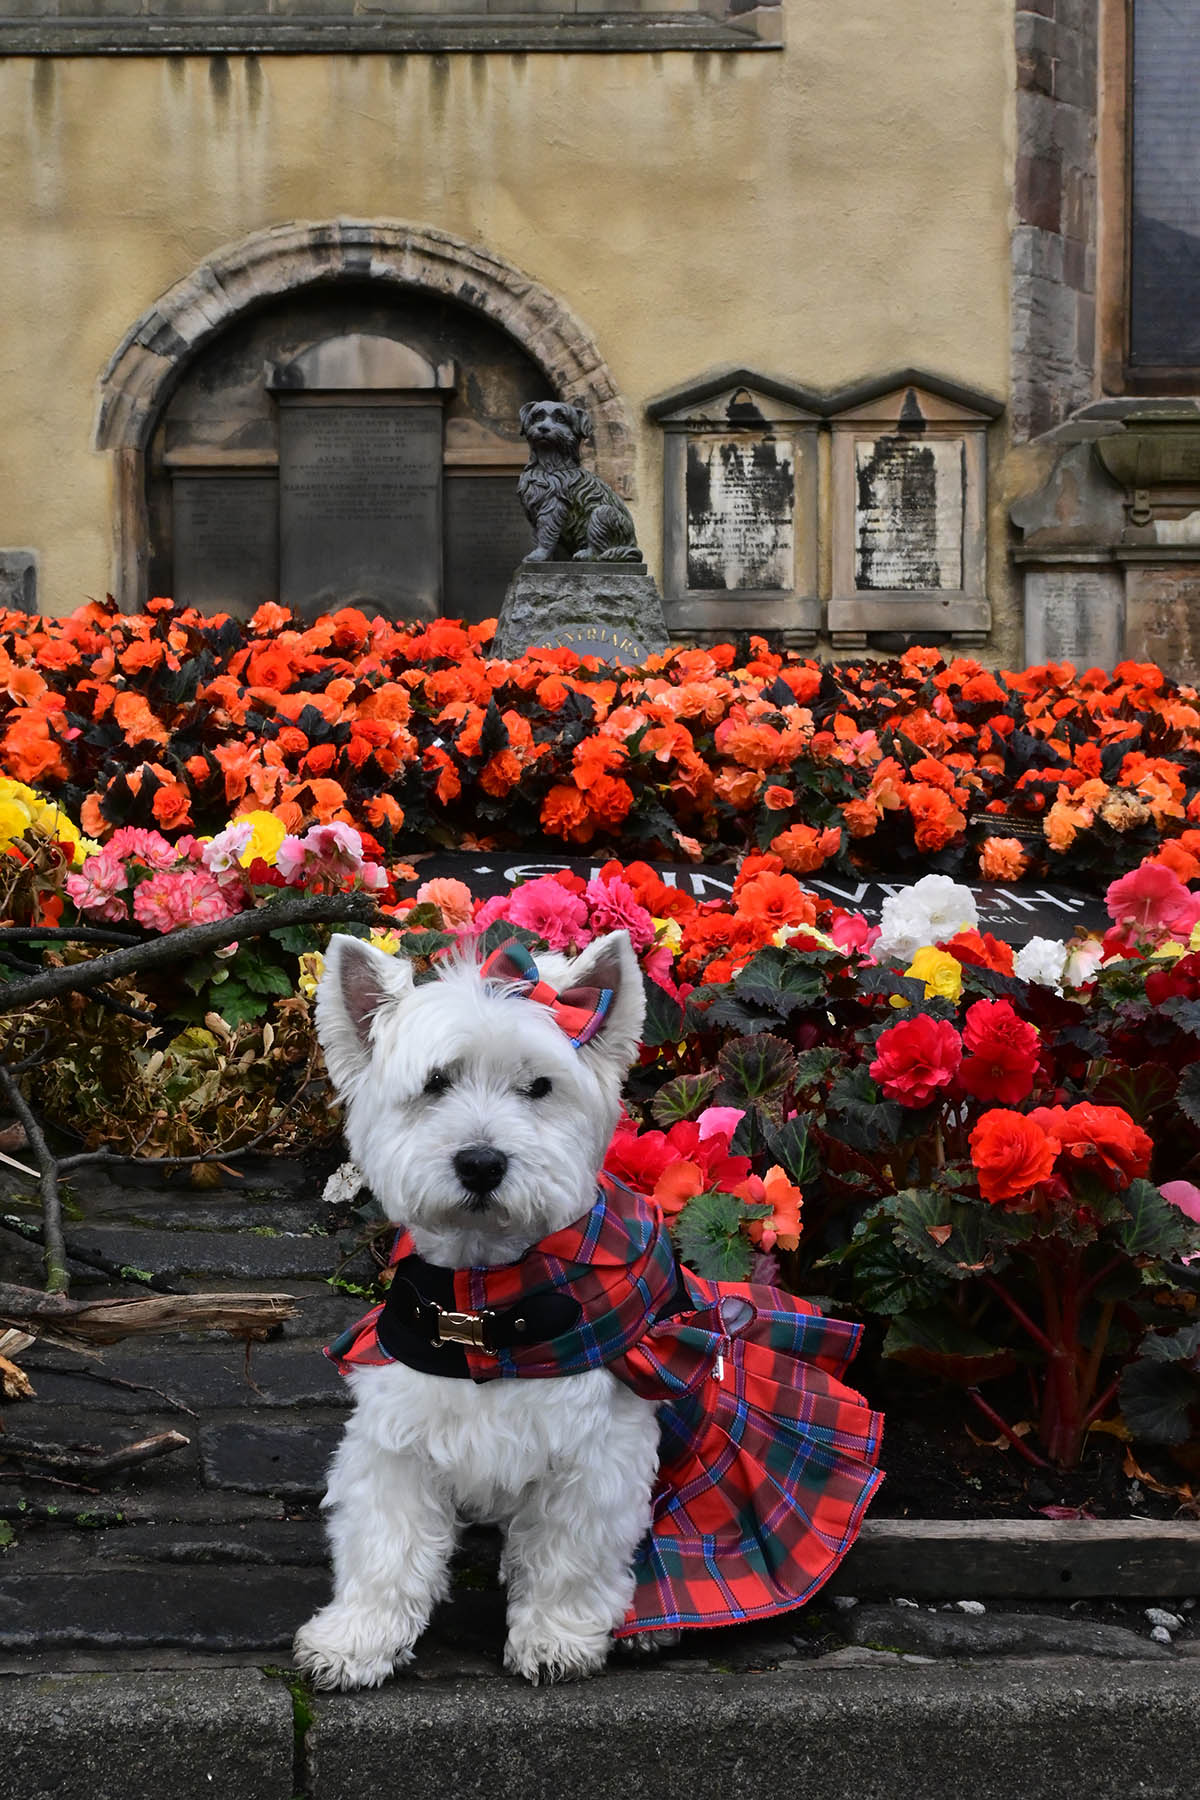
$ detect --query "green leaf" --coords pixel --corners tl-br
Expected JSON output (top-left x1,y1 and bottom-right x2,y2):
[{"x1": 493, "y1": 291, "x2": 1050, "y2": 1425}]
[
  {"x1": 474, "y1": 921, "x2": 544, "y2": 959},
  {"x1": 239, "y1": 961, "x2": 294, "y2": 998},
  {"x1": 791, "y1": 1047, "x2": 843, "y2": 1092},
  {"x1": 717, "y1": 1033, "x2": 797, "y2": 1115},
  {"x1": 835, "y1": 1226, "x2": 949, "y2": 1316},
  {"x1": 886, "y1": 1187, "x2": 1021, "y2": 1280},
  {"x1": 826, "y1": 1064, "x2": 907, "y2": 1153},
  {"x1": 269, "y1": 925, "x2": 320, "y2": 954},
  {"x1": 763, "y1": 1114, "x2": 817, "y2": 1186},
  {"x1": 1138, "y1": 1323, "x2": 1200, "y2": 1364},
  {"x1": 642, "y1": 978, "x2": 686, "y2": 1049},
  {"x1": 673, "y1": 1189, "x2": 756, "y2": 1283},
  {"x1": 1176, "y1": 1063, "x2": 1200, "y2": 1132},
  {"x1": 883, "y1": 1312, "x2": 1017, "y2": 1386},
  {"x1": 1119, "y1": 1356, "x2": 1199, "y2": 1446},
  {"x1": 1118, "y1": 1180, "x2": 1200, "y2": 1261},
  {"x1": 650, "y1": 1070, "x2": 719, "y2": 1127},
  {"x1": 212, "y1": 980, "x2": 268, "y2": 1026},
  {"x1": 1090, "y1": 1062, "x2": 1178, "y2": 1126},
  {"x1": 396, "y1": 929, "x2": 454, "y2": 959},
  {"x1": 727, "y1": 946, "x2": 837, "y2": 1018}
]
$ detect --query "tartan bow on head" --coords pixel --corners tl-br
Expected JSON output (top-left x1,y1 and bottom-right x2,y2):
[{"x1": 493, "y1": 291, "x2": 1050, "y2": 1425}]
[{"x1": 479, "y1": 938, "x2": 614, "y2": 1049}]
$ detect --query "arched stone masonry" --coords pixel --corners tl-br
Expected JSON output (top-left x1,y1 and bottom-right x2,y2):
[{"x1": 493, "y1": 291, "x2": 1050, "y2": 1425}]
[{"x1": 95, "y1": 219, "x2": 636, "y2": 611}]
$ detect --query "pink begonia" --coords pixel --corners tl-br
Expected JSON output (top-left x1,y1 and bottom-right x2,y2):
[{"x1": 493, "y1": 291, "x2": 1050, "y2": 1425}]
[
  {"x1": 66, "y1": 848, "x2": 130, "y2": 922},
  {"x1": 276, "y1": 823, "x2": 370, "y2": 888},
  {"x1": 697, "y1": 1106, "x2": 745, "y2": 1143},
  {"x1": 830, "y1": 911, "x2": 880, "y2": 956},
  {"x1": 308, "y1": 822, "x2": 363, "y2": 861},
  {"x1": 584, "y1": 876, "x2": 655, "y2": 953},
  {"x1": 132, "y1": 867, "x2": 238, "y2": 933},
  {"x1": 1106, "y1": 863, "x2": 1200, "y2": 938},
  {"x1": 1160, "y1": 1180, "x2": 1200, "y2": 1224},
  {"x1": 106, "y1": 827, "x2": 177, "y2": 869},
  {"x1": 505, "y1": 878, "x2": 590, "y2": 951},
  {"x1": 643, "y1": 944, "x2": 684, "y2": 1001},
  {"x1": 416, "y1": 878, "x2": 476, "y2": 928},
  {"x1": 464, "y1": 893, "x2": 515, "y2": 937}
]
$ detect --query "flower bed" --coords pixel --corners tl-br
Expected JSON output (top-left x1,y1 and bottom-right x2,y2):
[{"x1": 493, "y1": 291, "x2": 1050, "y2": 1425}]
[
  {"x1": 0, "y1": 604, "x2": 1198, "y2": 1493},
  {"x1": 2, "y1": 599, "x2": 1200, "y2": 885}
]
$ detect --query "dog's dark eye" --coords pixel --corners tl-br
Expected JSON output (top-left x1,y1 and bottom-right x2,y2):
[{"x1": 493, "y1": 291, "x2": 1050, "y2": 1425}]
[
  {"x1": 423, "y1": 1069, "x2": 451, "y2": 1097},
  {"x1": 525, "y1": 1076, "x2": 553, "y2": 1100}
]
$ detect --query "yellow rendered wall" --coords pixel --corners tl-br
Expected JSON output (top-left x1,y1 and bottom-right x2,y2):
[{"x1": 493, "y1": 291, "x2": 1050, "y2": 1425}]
[{"x1": 0, "y1": 0, "x2": 1017, "y2": 645}]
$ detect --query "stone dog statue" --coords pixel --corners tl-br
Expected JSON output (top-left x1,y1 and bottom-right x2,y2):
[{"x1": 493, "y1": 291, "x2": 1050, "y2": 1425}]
[{"x1": 518, "y1": 401, "x2": 643, "y2": 563}]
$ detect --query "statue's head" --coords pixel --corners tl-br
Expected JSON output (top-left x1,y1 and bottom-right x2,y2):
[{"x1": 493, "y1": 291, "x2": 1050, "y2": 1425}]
[{"x1": 519, "y1": 400, "x2": 593, "y2": 458}]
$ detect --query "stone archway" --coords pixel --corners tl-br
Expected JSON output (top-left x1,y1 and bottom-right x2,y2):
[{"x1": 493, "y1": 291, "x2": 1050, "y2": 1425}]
[{"x1": 95, "y1": 219, "x2": 636, "y2": 611}]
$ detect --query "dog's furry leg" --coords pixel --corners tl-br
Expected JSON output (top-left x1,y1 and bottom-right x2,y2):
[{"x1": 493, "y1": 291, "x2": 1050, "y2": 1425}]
[
  {"x1": 501, "y1": 1384, "x2": 659, "y2": 1684},
  {"x1": 293, "y1": 1411, "x2": 457, "y2": 1690},
  {"x1": 524, "y1": 494, "x2": 568, "y2": 562}
]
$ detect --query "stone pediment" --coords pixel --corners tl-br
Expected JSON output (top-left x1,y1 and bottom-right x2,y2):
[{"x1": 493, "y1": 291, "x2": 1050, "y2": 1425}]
[
  {"x1": 647, "y1": 368, "x2": 823, "y2": 429},
  {"x1": 824, "y1": 370, "x2": 1003, "y2": 426}
]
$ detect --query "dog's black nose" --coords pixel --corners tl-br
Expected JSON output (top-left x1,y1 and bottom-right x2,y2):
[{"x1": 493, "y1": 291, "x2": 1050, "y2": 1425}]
[{"x1": 454, "y1": 1145, "x2": 509, "y2": 1195}]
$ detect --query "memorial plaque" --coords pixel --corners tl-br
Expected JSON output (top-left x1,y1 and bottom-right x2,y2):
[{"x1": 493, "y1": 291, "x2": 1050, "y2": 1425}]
[
  {"x1": 685, "y1": 434, "x2": 794, "y2": 591},
  {"x1": 1023, "y1": 566, "x2": 1124, "y2": 670},
  {"x1": 172, "y1": 473, "x2": 278, "y2": 619},
  {"x1": 443, "y1": 473, "x2": 531, "y2": 624},
  {"x1": 278, "y1": 400, "x2": 443, "y2": 622},
  {"x1": 854, "y1": 436, "x2": 965, "y2": 590},
  {"x1": 1124, "y1": 562, "x2": 1200, "y2": 682}
]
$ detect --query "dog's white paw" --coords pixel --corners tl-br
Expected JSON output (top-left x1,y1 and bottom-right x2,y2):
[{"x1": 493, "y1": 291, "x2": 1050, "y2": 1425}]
[
  {"x1": 503, "y1": 1621, "x2": 610, "y2": 1686},
  {"x1": 615, "y1": 1628, "x2": 682, "y2": 1658},
  {"x1": 293, "y1": 1606, "x2": 414, "y2": 1691}
]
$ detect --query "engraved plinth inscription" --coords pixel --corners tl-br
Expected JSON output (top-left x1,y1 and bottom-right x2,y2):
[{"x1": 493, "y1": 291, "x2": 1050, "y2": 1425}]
[
  {"x1": 854, "y1": 436, "x2": 965, "y2": 591},
  {"x1": 1125, "y1": 565, "x2": 1200, "y2": 683},
  {"x1": 1023, "y1": 567, "x2": 1123, "y2": 670},
  {"x1": 685, "y1": 434, "x2": 794, "y2": 591},
  {"x1": 172, "y1": 474, "x2": 279, "y2": 619},
  {"x1": 278, "y1": 402, "x2": 443, "y2": 621},
  {"x1": 443, "y1": 473, "x2": 531, "y2": 624}
]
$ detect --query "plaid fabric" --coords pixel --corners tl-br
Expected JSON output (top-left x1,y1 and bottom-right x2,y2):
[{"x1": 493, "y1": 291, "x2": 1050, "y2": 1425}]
[
  {"x1": 478, "y1": 939, "x2": 614, "y2": 1049},
  {"x1": 327, "y1": 1172, "x2": 883, "y2": 1635}
]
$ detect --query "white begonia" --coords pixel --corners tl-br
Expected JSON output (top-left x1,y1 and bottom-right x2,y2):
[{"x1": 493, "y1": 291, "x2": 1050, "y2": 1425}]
[
  {"x1": 1062, "y1": 935, "x2": 1105, "y2": 989},
  {"x1": 201, "y1": 819, "x2": 254, "y2": 874},
  {"x1": 1013, "y1": 936, "x2": 1069, "y2": 992},
  {"x1": 875, "y1": 875, "x2": 979, "y2": 964}
]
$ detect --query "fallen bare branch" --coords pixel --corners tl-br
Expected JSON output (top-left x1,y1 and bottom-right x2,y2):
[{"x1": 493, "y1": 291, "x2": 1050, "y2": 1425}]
[
  {"x1": 0, "y1": 1284, "x2": 298, "y2": 1347},
  {"x1": 0, "y1": 891, "x2": 381, "y2": 1015},
  {"x1": 0, "y1": 1064, "x2": 67, "y2": 1292},
  {"x1": 0, "y1": 1428, "x2": 189, "y2": 1478}
]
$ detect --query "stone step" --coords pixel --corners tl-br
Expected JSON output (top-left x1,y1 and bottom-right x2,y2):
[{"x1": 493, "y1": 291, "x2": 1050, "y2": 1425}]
[
  {"x1": 63, "y1": 1224, "x2": 350, "y2": 1282},
  {"x1": 0, "y1": 1565, "x2": 331, "y2": 1653},
  {"x1": 23, "y1": 1341, "x2": 350, "y2": 1414},
  {"x1": 199, "y1": 1418, "x2": 343, "y2": 1498}
]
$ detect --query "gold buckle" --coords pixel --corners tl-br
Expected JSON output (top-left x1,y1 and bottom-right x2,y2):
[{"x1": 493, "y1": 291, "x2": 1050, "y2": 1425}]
[{"x1": 431, "y1": 1306, "x2": 493, "y2": 1352}]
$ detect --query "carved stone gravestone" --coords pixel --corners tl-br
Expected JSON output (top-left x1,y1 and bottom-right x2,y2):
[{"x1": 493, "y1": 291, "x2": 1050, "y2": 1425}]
[
  {"x1": 827, "y1": 375, "x2": 999, "y2": 649},
  {"x1": 1121, "y1": 553, "x2": 1200, "y2": 682},
  {"x1": 171, "y1": 471, "x2": 279, "y2": 620},
  {"x1": 1019, "y1": 560, "x2": 1125, "y2": 670},
  {"x1": 0, "y1": 549, "x2": 36, "y2": 613},
  {"x1": 269, "y1": 336, "x2": 453, "y2": 623},
  {"x1": 647, "y1": 371, "x2": 820, "y2": 646}
]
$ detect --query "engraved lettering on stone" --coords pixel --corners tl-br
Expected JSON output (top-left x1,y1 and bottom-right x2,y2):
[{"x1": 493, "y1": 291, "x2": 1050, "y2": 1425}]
[
  {"x1": 685, "y1": 434, "x2": 794, "y2": 591},
  {"x1": 854, "y1": 436, "x2": 965, "y2": 591},
  {"x1": 443, "y1": 475, "x2": 532, "y2": 624},
  {"x1": 173, "y1": 475, "x2": 278, "y2": 618},
  {"x1": 279, "y1": 404, "x2": 442, "y2": 620},
  {"x1": 1024, "y1": 569, "x2": 1122, "y2": 668}
]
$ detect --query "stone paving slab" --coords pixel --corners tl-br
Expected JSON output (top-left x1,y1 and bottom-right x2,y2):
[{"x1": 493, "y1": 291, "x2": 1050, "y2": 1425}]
[
  {"x1": 199, "y1": 1417, "x2": 344, "y2": 1496},
  {"x1": 23, "y1": 1341, "x2": 350, "y2": 1412},
  {"x1": 0, "y1": 1565, "x2": 332, "y2": 1653},
  {"x1": 840, "y1": 1601, "x2": 1174, "y2": 1661},
  {"x1": 308, "y1": 1661, "x2": 1200, "y2": 1800},
  {"x1": 0, "y1": 1671, "x2": 296, "y2": 1800}
]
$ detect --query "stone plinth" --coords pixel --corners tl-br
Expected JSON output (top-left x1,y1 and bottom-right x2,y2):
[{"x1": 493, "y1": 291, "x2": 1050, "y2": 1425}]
[{"x1": 495, "y1": 561, "x2": 670, "y2": 666}]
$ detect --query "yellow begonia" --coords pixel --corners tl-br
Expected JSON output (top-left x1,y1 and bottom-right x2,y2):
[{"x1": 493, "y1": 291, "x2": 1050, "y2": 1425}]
[
  {"x1": 235, "y1": 810, "x2": 288, "y2": 868},
  {"x1": 653, "y1": 917, "x2": 683, "y2": 954},
  {"x1": 0, "y1": 798, "x2": 33, "y2": 843},
  {"x1": 904, "y1": 946, "x2": 964, "y2": 1003},
  {"x1": 369, "y1": 930, "x2": 403, "y2": 956},
  {"x1": 0, "y1": 778, "x2": 92, "y2": 867},
  {"x1": 297, "y1": 952, "x2": 324, "y2": 1001},
  {"x1": 773, "y1": 922, "x2": 841, "y2": 954}
]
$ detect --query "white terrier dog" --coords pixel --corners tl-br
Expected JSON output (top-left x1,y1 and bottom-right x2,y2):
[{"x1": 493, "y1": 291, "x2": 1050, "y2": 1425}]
[{"x1": 293, "y1": 928, "x2": 662, "y2": 1689}]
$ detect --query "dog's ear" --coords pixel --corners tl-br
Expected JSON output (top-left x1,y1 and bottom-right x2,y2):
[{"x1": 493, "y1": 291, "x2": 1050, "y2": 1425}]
[
  {"x1": 563, "y1": 929, "x2": 646, "y2": 1080},
  {"x1": 518, "y1": 402, "x2": 537, "y2": 434},
  {"x1": 316, "y1": 935, "x2": 413, "y2": 1096},
  {"x1": 570, "y1": 406, "x2": 594, "y2": 442}
]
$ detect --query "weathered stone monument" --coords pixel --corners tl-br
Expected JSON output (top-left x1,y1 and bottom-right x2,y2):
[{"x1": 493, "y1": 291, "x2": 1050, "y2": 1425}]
[
  {"x1": 648, "y1": 370, "x2": 821, "y2": 647},
  {"x1": 494, "y1": 399, "x2": 670, "y2": 664}
]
